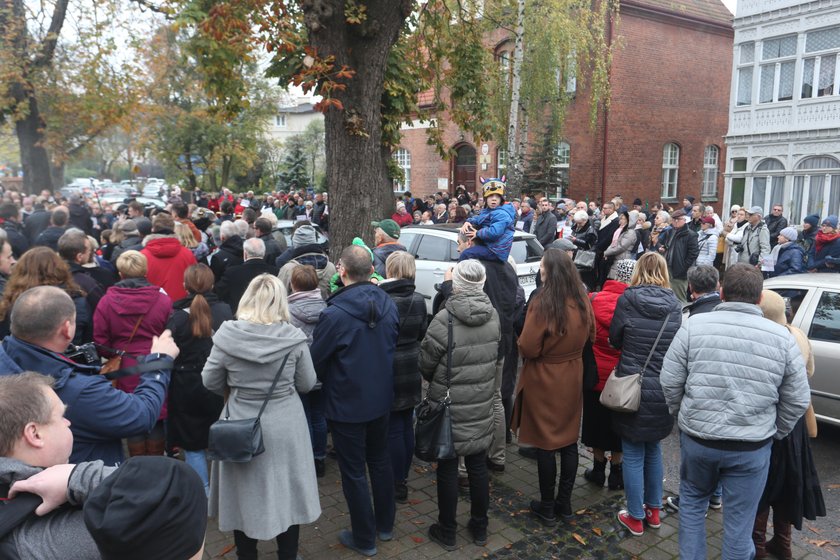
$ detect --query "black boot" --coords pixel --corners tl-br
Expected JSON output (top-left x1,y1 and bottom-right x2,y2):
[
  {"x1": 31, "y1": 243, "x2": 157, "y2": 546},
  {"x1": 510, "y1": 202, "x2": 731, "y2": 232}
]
[
  {"x1": 584, "y1": 458, "x2": 607, "y2": 487},
  {"x1": 530, "y1": 500, "x2": 558, "y2": 527},
  {"x1": 608, "y1": 462, "x2": 624, "y2": 491},
  {"x1": 314, "y1": 458, "x2": 325, "y2": 478},
  {"x1": 555, "y1": 444, "x2": 577, "y2": 522},
  {"x1": 395, "y1": 480, "x2": 408, "y2": 504},
  {"x1": 428, "y1": 523, "x2": 457, "y2": 551}
]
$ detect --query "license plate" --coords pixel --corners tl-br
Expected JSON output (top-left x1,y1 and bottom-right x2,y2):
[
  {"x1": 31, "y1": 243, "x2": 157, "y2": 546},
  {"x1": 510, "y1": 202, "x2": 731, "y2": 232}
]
[{"x1": 519, "y1": 274, "x2": 536, "y2": 285}]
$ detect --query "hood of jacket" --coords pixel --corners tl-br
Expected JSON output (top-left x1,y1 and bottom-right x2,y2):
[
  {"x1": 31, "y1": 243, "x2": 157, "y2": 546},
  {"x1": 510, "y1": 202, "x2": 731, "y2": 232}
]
[
  {"x1": 621, "y1": 284, "x2": 678, "y2": 320},
  {"x1": 143, "y1": 236, "x2": 185, "y2": 258},
  {"x1": 445, "y1": 290, "x2": 494, "y2": 326},
  {"x1": 592, "y1": 280, "x2": 627, "y2": 328},
  {"x1": 379, "y1": 278, "x2": 417, "y2": 299},
  {"x1": 328, "y1": 281, "x2": 394, "y2": 327},
  {"x1": 212, "y1": 320, "x2": 307, "y2": 364},
  {"x1": 105, "y1": 281, "x2": 166, "y2": 315},
  {"x1": 288, "y1": 290, "x2": 326, "y2": 325}
]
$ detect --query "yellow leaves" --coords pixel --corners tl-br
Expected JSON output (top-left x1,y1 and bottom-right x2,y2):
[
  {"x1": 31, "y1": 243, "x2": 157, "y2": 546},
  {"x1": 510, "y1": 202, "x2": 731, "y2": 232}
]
[
  {"x1": 572, "y1": 533, "x2": 586, "y2": 546},
  {"x1": 592, "y1": 527, "x2": 603, "y2": 536}
]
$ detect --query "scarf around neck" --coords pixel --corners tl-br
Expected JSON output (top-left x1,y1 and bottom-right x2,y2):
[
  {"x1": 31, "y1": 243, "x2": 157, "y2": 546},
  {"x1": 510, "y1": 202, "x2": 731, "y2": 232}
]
[{"x1": 815, "y1": 230, "x2": 840, "y2": 253}]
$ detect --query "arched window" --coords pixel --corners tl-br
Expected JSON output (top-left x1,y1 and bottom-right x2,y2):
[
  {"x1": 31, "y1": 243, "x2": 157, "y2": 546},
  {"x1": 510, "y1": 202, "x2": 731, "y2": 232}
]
[
  {"x1": 702, "y1": 146, "x2": 720, "y2": 198},
  {"x1": 751, "y1": 158, "x2": 785, "y2": 212},
  {"x1": 392, "y1": 148, "x2": 411, "y2": 192},
  {"x1": 792, "y1": 156, "x2": 840, "y2": 222},
  {"x1": 661, "y1": 143, "x2": 680, "y2": 199}
]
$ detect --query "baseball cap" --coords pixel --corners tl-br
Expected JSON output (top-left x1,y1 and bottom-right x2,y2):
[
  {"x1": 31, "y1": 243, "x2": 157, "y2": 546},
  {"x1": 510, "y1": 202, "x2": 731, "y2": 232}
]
[
  {"x1": 372, "y1": 218, "x2": 401, "y2": 239},
  {"x1": 747, "y1": 206, "x2": 763, "y2": 215},
  {"x1": 549, "y1": 238, "x2": 576, "y2": 251},
  {"x1": 700, "y1": 216, "x2": 715, "y2": 225}
]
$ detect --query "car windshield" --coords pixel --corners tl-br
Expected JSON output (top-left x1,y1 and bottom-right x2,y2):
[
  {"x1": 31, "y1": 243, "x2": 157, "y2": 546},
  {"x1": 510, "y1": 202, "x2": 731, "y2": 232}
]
[{"x1": 510, "y1": 237, "x2": 544, "y2": 264}]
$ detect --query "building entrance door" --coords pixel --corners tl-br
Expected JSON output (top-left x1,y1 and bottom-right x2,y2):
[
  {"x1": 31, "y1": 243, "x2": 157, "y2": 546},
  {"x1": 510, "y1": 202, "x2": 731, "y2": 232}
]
[{"x1": 453, "y1": 144, "x2": 477, "y2": 194}]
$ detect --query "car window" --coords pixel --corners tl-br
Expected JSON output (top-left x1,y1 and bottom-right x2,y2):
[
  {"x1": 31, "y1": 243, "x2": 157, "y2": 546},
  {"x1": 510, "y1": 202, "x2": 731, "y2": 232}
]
[
  {"x1": 768, "y1": 288, "x2": 808, "y2": 323},
  {"x1": 399, "y1": 231, "x2": 419, "y2": 253},
  {"x1": 510, "y1": 237, "x2": 544, "y2": 264},
  {"x1": 809, "y1": 290, "x2": 840, "y2": 343},
  {"x1": 415, "y1": 235, "x2": 457, "y2": 262}
]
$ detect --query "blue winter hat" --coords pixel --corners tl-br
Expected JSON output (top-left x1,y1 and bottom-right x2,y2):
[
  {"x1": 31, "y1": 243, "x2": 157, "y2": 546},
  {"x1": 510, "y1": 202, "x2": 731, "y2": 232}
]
[
  {"x1": 823, "y1": 215, "x2": 839, "y2": 229},
  {"x1": 803, "y1": 214, "x2": 820, "y2": 228}
]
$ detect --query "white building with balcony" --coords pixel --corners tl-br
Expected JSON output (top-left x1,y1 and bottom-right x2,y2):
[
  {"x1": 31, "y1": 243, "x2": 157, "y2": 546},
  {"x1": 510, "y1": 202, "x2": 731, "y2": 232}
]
[{"x1": 725, "y1": 0, "x2": 840, "y2": 224}]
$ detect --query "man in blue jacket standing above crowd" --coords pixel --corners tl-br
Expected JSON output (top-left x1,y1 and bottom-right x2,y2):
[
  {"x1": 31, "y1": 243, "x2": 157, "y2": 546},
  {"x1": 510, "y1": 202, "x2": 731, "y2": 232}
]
[
  {"x1": 310, "y1": 244, "x2": 399, "y2": 558},
  {"x1": 0, "y1": 286, "x2": 178, "y2": 467}
]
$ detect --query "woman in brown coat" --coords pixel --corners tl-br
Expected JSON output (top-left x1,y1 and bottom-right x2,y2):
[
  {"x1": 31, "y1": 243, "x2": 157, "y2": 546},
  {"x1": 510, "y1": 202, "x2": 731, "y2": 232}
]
[{"x1": 512, "y1": 248, "x2": 595, "y2": 527}]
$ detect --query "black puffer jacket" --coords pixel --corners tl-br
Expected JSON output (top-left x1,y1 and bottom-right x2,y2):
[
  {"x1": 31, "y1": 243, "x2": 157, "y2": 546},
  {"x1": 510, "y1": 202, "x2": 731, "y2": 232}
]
[
  {"x1": 609, "y1": 285, "x2": 681, "y2": 442},
  {"x1": 166, "y1": 293, "x2": 233, "y2": 450},
  {"x1": 380, "y1": 279, "x2": 428, "y2": 411},
  {"x1": 570, "y1": 221, "x2": 597, "y2": 251},
  {"x1": 208, "y1": 235, "x2": 244, "y2": 280}
]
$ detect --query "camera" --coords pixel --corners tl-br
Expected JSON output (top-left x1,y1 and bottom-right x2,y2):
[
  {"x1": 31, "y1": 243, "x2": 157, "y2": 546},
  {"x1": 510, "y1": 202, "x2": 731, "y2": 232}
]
[
  {"x1": 65, "y1": 343, "x2": 100, "y2": 366},
  {"x1": 734, "y1": 244, "x2": 744, "y2": 253}
]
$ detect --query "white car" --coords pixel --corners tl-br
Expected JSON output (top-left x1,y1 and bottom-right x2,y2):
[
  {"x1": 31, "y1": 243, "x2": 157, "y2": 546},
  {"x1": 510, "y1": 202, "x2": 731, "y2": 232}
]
[
  {"x1": 764, "y1": 273, "x2": 840, "y2": 427},
  {"x1": 398, "y1": 224, "x2": 544, "y2": 315}
]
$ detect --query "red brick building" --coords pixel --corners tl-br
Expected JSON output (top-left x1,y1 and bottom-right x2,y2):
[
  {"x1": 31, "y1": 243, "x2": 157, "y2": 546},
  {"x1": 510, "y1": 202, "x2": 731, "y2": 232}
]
[{"x1": 394, "y1": 0, "x2": 733, "y2": 211}]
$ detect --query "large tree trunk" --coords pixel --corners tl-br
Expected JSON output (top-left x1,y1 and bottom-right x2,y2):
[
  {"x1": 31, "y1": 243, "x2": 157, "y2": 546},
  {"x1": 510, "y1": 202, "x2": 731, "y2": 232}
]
[
  {"x1": 303, "y1": 0, "x2": 412, "y2": 258},
  {"x1": 13, "y1": 92, "x2": 54, "y2": 194}
]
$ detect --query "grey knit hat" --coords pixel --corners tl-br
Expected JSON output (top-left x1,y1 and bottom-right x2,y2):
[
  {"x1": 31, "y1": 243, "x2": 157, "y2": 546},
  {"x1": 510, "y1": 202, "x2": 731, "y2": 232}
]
[
  {"x1": 292, "y1": 224, "x2": 318, "y2": 247},
  {"x1": 452, "y1": 259, "x2": 486, "y2": 293},
  {"x1": 779, "y1": 226, "x2": 798, "y2": 242}
]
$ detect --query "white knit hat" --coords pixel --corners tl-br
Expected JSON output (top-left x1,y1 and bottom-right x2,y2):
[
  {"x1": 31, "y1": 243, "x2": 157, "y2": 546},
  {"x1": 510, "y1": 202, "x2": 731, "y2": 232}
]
[{"x1": 452, "y1": 259, "x2": 486, "y2": 293}]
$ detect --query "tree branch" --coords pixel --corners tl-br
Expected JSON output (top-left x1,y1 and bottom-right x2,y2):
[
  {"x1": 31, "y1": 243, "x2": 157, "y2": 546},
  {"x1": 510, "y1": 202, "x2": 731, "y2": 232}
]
[
  {"x1": 32, "y1": 0, "x2": 70, "y2": 69},
  {"x1": 129, "y1": 0, "x2": 174, "y2": 18}
]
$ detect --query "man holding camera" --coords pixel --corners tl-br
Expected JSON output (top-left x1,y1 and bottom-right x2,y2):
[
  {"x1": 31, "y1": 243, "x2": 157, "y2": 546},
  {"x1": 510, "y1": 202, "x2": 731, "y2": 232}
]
[
  {"x1": 738, "y1": 206, "x2": 771, "y2": 268},
  {"x1": 0, "y1": 286, "x2": 178, "y2": 466}
]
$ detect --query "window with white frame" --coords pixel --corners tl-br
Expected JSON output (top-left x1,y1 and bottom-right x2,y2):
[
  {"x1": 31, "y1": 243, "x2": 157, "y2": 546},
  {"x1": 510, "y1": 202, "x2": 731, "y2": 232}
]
[
  {"x1": 661, "y1": 143, "x2": 680, "y2": 199},
  {"x1": 497, "y1": 147, "x2": 506, "y2": 176},
  {"x1": 737, "y1": 42, "x2": 755, "y2": 106},
  {"x1": 801, "y1": 26, "x2": 840, "y2": 99},
  {"x1": 551, "y1": 142, "x2": 571, "y2": 198},
  {"x1": 759, "y1": 35, "x2": 797, "y2": 103},
  {"x1": 702, "y1": 146, "x2": 719, "y2": 198},
  {"x1": 565, "y1": 52, "x2": 577, "y2": 94},
  {"x1": 751, "y1": 158, "x2": 786, "y2": 214},
  {"x1": 392, "y1": 148, "x2": 411, "y2": 192},
  {"x1": 791, "y1": 156, "x2": 840, "y2": 223},
  {"x1": 275, "y1": 114, "x2": 287, "y2": 127}
]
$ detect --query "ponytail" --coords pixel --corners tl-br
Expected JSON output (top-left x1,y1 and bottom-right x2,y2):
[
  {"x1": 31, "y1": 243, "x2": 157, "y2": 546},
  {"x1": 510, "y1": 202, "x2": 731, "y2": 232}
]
[{"x1": 189, "y1": 293, "x2": 213, "y2": 338}]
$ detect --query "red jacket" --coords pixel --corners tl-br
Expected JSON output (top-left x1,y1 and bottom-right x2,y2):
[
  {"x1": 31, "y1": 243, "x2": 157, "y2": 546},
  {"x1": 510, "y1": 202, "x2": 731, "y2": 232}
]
[
  {"x1": 391, "y1": 212, "x2": 414, "y2": 227},
  {"x1": 589, "y1": 280, "x2": 627, "y2": 391},
  {"x1": 93, "y1": 279, "x2": 173, "y2": 416},
  {"x1": 141, "y1": 237, "x2": 197, "y2": 301}
]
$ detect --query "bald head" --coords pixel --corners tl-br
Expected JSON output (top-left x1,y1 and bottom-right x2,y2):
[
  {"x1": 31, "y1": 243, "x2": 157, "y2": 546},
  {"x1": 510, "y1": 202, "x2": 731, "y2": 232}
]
[
  {"x1": 11, "y1": 286, "x2": 76, "y2": 346},
  {"x1": 340, "y1": 245, "x2": 373, "y2": 284}
]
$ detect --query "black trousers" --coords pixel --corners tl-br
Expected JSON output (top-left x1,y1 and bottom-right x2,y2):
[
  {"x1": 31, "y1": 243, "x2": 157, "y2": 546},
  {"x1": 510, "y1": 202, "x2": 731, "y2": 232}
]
[
  {"x1": 436, "y1": 451, "x2": 489, "y2": 537},
  {"x1": 536, "y1": 444, "x2": 578, "y2": 509},
  {"x1": 233, "y1": 526, "x2": 299, "y2": 560}
]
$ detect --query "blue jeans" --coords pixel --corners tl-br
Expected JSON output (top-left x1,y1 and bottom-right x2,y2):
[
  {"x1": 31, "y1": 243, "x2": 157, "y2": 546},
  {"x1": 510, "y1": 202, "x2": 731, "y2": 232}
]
[
  {"x1": 621, "y1": 438, "x2": 663, "y2": 520},
  {"x1": 300, "y1": 390, "x2": 327, "y2": 460},
  {"x1": 388, "y1": 408, "x2": 414, "y2": 484},
  {"x1": 184, "y1": 450, "x2": 209, "y2": 497},
  {"x1": 678, "y1": 432, "x2": 771, "y2": 560},
  {"x1": 329, "y1": 414, "x2": 395, "y2": 550}
]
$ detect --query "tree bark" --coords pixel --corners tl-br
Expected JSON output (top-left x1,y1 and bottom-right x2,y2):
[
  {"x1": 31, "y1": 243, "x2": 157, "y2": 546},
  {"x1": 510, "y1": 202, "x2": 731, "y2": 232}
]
[
  {"x1": 302, "y1": 0, "x2": 412, "y2": 258},
  {"x1": 506, "y1": 0, "x2": 526, "y2": 198},
  {"x1": 14, "y1": 93, "x2": 54, "y2": 194}
]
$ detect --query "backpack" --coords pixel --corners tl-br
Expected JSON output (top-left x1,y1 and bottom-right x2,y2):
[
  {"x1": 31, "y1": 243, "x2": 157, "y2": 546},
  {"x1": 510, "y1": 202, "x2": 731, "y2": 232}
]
[{"x1": 278, "y1": 253, "x2": 337, "y2": 300}]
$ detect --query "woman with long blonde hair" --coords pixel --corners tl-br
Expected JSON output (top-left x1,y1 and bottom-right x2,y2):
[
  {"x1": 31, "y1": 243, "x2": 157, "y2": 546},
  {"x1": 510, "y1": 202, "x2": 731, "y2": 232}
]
[
  {"x1": 202, "y1": 274, "x2": 320, "y2": 560},
  {"x1": 609, "y1": 252, "x2": 681, "y2": 537}
]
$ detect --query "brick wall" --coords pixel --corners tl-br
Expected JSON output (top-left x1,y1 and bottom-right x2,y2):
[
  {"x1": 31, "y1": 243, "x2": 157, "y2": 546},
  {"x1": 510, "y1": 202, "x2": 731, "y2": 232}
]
[{"x1": 397, "y1": 3, "x2": 733, "y2": 215}]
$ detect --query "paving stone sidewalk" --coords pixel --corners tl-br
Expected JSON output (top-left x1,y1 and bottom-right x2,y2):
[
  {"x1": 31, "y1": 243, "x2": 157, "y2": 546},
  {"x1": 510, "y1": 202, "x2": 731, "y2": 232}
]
[{"x1": 202, "y1": 441, "x2": 835, "y2": 560}]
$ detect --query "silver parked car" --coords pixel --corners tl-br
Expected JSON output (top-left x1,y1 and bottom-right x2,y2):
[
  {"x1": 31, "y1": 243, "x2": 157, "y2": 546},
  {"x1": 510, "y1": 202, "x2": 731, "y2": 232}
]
[
  {"x1": 398, "y1": 224, "x2": 544, "y2": 315},
  {"x1": 764, "y1": 273, "x2": 840, "y2": 427}
]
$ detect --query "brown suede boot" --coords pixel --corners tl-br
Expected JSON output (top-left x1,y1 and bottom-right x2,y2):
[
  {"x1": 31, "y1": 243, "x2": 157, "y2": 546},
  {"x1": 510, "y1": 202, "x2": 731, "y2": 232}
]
[
  {"x1": 766, "y1": 517, "x2": 793, "y2": 560},
  {"x1": 752, "y1": 508, "x2": 769, "y2": 559}
]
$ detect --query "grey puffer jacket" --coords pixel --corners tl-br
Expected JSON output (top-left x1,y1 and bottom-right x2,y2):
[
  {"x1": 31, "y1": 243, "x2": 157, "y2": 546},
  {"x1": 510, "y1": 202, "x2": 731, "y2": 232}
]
[
  {"x1": 419, "y1": 290, "x2": 500, "y2": 456},
  {"x1": 0, "y1": 459, "x2": 115, "y2": 560},
  {"x1": 609, "y1": 285, "x2": 682, "y2": 442},
  {"x1": 661, "y1": 302, "x2": 810, "y2": 442}
]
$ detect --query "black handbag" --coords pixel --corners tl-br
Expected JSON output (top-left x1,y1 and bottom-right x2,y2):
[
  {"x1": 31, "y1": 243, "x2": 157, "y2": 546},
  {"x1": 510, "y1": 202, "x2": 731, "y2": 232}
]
[
  {"x1": 207, "y1": 353, "x2": 290, "y2": 463},
  {"x1": 414, "y1": 315, "x2": 457, "y2": 462},
  {"x1": 582, "y1": 338, "x2": 598, "y2": 392}
]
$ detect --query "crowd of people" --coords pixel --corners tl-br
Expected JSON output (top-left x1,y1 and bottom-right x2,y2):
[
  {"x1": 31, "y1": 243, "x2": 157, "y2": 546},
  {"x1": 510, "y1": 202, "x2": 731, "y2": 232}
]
[{"x1": 0, "y1": 179, "x2": 831, "y2": 560}]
